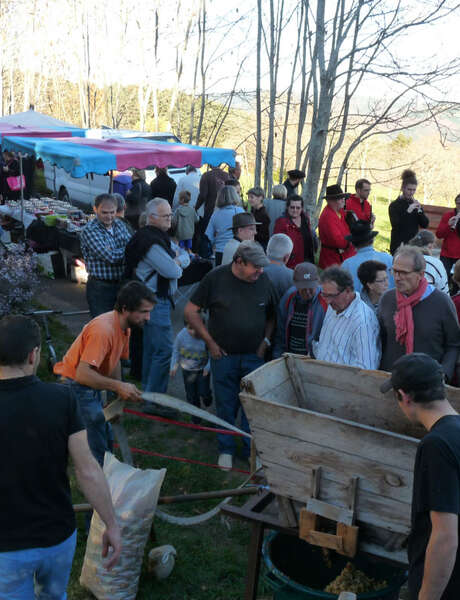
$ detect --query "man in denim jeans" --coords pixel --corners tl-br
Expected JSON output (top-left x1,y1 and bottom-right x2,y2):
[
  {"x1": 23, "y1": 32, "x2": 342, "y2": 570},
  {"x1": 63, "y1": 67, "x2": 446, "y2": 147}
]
[
  {"x1": 54, "y1": 281, "x2": 155, "y2": 466},
  {"x1": 184, "y1": 241, "x2": 276, "y2": 471},
  {"x1": 127, "y1": 198, "x2": 190, "y2": 396},
  {"x1": 0, "y1": 316, "x2": 121, "y2": 599}
]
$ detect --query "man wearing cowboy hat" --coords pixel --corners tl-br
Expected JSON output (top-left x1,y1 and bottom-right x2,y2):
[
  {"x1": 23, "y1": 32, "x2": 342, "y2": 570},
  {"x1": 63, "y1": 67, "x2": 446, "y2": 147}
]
[
  {"x1": 318, "y1": 184, "x2": 356, "y2": 269},
  {"x1": 341, "y1": 220, "x2": 394, "y2": 293},
  {"x1": 221, "y1": 212, "x2": 261, "y2": 265},
  {"x1": 282, "y1": 169, "x2": 305, "y2": 199}
]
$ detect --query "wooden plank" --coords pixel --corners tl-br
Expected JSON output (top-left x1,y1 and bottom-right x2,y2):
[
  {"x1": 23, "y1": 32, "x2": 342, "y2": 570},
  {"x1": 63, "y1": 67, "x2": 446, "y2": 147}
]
[
  {"x1": 262, "y1": 459, "x2": 411, "y2": 534},
  {"x1": 252, "y1": 425, "x2": 413, "y2": 503},
  {"x1": 277, "y1": 496, "x2": 298, "y2": 528},
  {"x1": 241, "y1": 393, "x2": 418, "y2": 471},
  {"x1": 103, "y1": 398, "x2": 125, "y2": 422},
  {"x1": 245, "y1": 522, "x2": 264, "y2": 600},
  {"x1": 307, "y1": 498, "x2": 354, "y2": 525},
  {"x1": 241, "y1": 357, "x2": 296, "y2": 406},
  {"x1": 337, "y1": 523, "x2": 359, "y2": 557},
  {"x1": 284, "y1": 354, "x2": 303, "y2": 406},
  {"x1": 303, "y1": 529, "x2": 344, "y2": 553},
  {"x1": 287, "y1": 356, "x2": 460, "y2": 437}
]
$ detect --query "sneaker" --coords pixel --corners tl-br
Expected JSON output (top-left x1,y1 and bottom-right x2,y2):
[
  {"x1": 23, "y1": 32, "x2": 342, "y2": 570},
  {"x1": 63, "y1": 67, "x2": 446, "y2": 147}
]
[
  {"x1": 218, "y1": 453, "x2": 233, "y2": 471},
  {"x1": 200, "y1": 394, "x2": 213, "y2": 408}
]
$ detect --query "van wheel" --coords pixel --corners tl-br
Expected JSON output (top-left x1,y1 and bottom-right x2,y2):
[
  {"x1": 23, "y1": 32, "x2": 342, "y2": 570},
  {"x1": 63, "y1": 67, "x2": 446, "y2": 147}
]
[{"x1": 58, "y1": 187, "x2": 70, "y2": 202}]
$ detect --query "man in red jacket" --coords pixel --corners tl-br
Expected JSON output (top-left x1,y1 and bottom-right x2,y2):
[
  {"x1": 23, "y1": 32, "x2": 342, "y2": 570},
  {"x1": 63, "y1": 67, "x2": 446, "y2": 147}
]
[
  {"x1": 345, "y1": 179, "x2": 375, "y2": 225},
  {"x1": 318, "y1": 184, "x2": 356, "y2": 269}
]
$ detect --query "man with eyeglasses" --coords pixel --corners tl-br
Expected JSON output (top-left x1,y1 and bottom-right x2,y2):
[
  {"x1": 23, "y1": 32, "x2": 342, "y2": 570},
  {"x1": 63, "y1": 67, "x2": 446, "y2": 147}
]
[
  {"x1": 124, "y1": 197, "x2": 190, "y2": 395},
  {"x1": 314, "y1": 266, "x2": 381, "y2": 369},
  {"x1": 378, "y1": 246, "x2": 460, "y2": 380}
]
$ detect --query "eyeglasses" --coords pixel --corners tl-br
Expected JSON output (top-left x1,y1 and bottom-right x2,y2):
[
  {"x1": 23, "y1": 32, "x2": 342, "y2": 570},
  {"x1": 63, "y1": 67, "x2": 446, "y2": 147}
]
[
  {"x1": 152, "y1": 213, "x2": 172, "y2": 219},
  {"x1": 390, "y1": 268, "x2": 417, "y2": 277},
  {"x1": 321, "y1": 288, "x2": 345, "y2": 300},
  {"x1": 374, "y1": 276, "x2": 388, "y2": 284},
  {"x1": 288, "y1": 205, "x2": 303, "y2": 210}
]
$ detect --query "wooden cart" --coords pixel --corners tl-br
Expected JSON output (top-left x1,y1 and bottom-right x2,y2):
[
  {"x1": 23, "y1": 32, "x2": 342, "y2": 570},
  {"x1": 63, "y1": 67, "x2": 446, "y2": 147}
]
[{"x1": 239, "y1": 354, "x2": 460, "y2": 566}]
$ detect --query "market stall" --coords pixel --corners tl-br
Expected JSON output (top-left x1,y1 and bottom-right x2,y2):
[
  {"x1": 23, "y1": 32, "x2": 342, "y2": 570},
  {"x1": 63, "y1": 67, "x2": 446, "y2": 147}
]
[{"x1": 124, "y1": 138, "x2": 236, "y2": 167}]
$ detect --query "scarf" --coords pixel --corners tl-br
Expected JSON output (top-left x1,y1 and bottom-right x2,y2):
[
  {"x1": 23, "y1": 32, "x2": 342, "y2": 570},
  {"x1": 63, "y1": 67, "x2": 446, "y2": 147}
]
[
  {"x1": 124, "y1": 226, "x2": 176, "y2": 298},
  {"x1": 394, "y1": 277, "x2": 428, "y2": 353}
]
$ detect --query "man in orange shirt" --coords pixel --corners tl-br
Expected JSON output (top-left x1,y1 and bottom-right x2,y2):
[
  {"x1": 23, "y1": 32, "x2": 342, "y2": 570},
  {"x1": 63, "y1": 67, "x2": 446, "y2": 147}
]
[{"x1": 54, "y1": 281, "x2": 155, "y2": 465}]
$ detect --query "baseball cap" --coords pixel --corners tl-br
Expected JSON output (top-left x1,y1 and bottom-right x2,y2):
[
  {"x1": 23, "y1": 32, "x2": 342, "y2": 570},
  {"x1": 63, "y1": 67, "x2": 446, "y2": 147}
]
[
  {"x1": 233, "y1": 240, "x2": 270, "y2": 267},
  {"x1": 229, "y1": 212, "x2": 261, "y2": 230},
  {"x1": 380, "y1": 353, "x2": 444, "y2": 394},
  {"x1": 293, "y1": 262, "x2": 320, "y2": 289}
]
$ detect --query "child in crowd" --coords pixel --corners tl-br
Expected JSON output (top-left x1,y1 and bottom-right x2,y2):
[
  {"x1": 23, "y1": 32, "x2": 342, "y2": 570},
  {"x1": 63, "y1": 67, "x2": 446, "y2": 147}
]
[
  {"x1": 173, "y1": 190, "x2": 198, "y2": 253},
  {"x1": 170, "y1": 319, "x2": 212, "y2": 423},
  {"x1": 247, "y1": 186, "x2": 270, "y2": 249}
]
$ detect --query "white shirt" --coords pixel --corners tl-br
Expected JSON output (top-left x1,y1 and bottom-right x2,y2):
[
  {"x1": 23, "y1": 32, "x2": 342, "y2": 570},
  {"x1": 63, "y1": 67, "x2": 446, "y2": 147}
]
[
  {"x1": 172, "y1": 171, "x2": 201, "y2": 211},
  {"x1": 221, "y1": 238, "x2": 240, "y2": 265},
  {"x1": 314, "y1": 292, "x2": 381, "y2": 370},
  {"x1": 424, "y1": 255, "x2": 449, "y2": 294}
]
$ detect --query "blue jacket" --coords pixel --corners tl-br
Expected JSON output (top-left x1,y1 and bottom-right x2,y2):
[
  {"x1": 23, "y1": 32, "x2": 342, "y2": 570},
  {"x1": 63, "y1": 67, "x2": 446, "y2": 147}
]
[
  {"x1": 273, "y1": 286, "x2": 328, "y2": 358},
  {"x1": 341, "y1": 245, "x2": 394, "y2": 293}
]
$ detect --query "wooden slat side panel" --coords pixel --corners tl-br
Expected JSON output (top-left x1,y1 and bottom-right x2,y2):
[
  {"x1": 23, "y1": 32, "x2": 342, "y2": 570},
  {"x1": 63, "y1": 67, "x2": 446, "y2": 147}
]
[
  {"x1": 253, "y1": 427, "x2": 413, "y2": 503},
  {"x1": 241, "y1": 358, "x2": 296, "y2": 406},
  {"x1": 262, "y1": 459, "x2": 411, "y2": 535},
  {"x1": 241, "y1": 394, "x2": 418, "y2": 469},
  {"x1": 297, "y1": 380, "x2": 424, "y2": 439}
]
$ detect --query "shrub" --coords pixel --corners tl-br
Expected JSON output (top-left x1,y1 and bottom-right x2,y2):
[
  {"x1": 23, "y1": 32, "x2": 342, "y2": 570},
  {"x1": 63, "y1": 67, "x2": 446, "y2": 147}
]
[{"x1": 0, "y1": 244, "x2": 40, "y2": 316}]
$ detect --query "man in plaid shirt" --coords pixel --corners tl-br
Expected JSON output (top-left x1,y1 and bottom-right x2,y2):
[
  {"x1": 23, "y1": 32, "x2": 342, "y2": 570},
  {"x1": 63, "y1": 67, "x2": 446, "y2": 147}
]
[{"x1": 80, "y1": 194, "x2": 132, "y2": 317}]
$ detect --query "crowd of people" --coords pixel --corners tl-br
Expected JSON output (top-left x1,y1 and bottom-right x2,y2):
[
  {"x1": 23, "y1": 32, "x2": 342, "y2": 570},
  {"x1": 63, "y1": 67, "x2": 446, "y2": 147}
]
[{"x1": 3, "y1": 161, "x2": 460, "y2": 598}]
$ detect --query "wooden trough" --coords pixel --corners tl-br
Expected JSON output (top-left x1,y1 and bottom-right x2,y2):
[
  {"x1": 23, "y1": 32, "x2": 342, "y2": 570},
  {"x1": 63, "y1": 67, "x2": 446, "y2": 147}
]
[{"x1": 240, "y1": 354, "x2": 460, "y2": 565}]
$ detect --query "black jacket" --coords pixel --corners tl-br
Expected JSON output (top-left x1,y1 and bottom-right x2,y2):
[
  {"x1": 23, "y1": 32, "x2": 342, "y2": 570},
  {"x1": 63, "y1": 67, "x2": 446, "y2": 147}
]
[
  {"x1": 150, "y1": 173, "x2": 176, "y2": 205},
  {"x1": 389, "y1": 196, "x2": 429, "y2": 255},
  {"x1": 126, "y1": 179, "x2": 151, "y2": 220}
]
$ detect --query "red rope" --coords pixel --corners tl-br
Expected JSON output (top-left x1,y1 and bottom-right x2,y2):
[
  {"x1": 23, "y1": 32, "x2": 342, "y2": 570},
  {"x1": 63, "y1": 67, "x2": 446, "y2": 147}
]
[
  {"x1": 114, "y1": 444, "x2": 250, "y2": 475},
  {"x1": 124, "y1": 408, "x2": 245, "y2": 437}
]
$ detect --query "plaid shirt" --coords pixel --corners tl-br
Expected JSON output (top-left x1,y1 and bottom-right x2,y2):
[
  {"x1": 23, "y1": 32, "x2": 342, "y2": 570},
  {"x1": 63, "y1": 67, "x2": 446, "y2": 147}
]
[{"x1": 80, "y1": 218, "x2": 132, "y2": 281}]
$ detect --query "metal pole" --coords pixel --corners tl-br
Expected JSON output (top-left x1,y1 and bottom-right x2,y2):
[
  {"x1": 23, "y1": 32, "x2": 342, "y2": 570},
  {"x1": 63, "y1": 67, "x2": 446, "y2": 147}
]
[
  {"x1": 19, "y1": 153, "x2": 24, "y2": 227},
  {"x1": 73, "y1": 486, "x2": 259, "y2": 513}
]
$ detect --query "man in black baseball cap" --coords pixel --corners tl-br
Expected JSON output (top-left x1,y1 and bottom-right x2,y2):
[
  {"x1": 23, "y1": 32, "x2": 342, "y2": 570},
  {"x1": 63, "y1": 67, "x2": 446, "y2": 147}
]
[{"x1": 381, "y1": 353, "x2": 460, "y2": 600}]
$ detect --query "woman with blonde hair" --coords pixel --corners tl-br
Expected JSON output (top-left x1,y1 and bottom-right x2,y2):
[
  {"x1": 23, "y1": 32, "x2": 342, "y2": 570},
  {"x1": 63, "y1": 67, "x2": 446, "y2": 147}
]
[
  {"x1": 204, "y1": 185, "x2": 244, "y2": 265},
  {"x1": 266, "y1": 183, "x2": 288, "y2": 235}
]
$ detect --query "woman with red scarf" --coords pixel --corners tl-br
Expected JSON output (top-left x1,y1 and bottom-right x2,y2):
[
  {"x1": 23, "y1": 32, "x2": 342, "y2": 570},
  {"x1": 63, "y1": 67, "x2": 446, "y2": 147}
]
[
  {"x1": 318, "y1": 184, "x2": 356, "y2": 269},
  {"x1": 378, "y1": 246, "x2": 460, "y2": 382},
  {"x1": 273, "y1": 195, "x2": 317, "y2": 268}
]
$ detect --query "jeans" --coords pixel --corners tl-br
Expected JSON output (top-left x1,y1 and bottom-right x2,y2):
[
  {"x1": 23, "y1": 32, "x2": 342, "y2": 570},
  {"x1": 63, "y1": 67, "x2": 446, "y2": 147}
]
[
  {"x1": 0, "y1": 530, "x2": 77, "y2": 600},
  {"x1": 86, "y1": 278, "x2": 121, "y2": 318},
  {"x1": 67, "y1": 381, "x2": 113, "y2": 466},
  {"x1": 210, "y1": 353, "x2": 264, "y2": 457},
  {"x1": 142, "y1": 298, "x2": 173, "y2": 393},
  {"x1": 182, "y1": 369, "x2": 212, "y2": 421}
]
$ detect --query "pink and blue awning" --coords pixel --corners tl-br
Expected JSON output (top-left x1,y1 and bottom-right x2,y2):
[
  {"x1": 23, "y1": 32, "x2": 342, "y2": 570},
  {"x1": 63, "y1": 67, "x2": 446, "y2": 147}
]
[
  {"x1": 0, "y1": 124, "x2": 85, "y2": 139},
  {"x1": 1, "y1": 136, "x2": 202, "y2": 178}
]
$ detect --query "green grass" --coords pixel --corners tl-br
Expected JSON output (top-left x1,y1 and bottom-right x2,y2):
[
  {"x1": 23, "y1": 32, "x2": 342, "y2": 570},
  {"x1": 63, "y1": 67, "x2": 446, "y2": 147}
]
[
  {"x1": 34, "y1": 315, "x2": 265, "y2": 600},
  {"x1": 372, "y1": 196, "x2": 392, "y2": 254}
]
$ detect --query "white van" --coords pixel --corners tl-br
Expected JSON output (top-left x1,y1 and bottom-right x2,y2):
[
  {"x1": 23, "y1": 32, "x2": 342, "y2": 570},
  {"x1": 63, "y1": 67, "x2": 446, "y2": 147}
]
[{"x1": 43, "y1": 131, "x2": 188, "y2": 210}]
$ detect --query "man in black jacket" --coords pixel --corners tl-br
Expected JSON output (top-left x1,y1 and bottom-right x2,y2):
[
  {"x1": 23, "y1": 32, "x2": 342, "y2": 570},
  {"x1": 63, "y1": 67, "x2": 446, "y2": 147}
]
[{"x1": 150, "y1": 167, "x2": 176, "y2": 206}]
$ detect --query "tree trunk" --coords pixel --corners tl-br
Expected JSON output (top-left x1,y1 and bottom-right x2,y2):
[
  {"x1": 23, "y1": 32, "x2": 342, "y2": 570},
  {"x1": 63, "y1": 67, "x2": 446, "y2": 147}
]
[{"x1": 254, "y1": 0, "x2": 262, "y2": 187}]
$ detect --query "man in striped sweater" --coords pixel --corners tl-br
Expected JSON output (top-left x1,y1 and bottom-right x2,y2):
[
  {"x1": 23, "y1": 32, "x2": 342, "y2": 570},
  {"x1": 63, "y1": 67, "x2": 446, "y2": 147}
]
[{"x1": 314, "y1": 266, "x2": 381, "y2": 370}]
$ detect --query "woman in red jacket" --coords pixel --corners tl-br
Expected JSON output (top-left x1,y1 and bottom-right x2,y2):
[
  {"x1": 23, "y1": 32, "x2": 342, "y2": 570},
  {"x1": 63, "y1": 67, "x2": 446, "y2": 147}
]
[
  {"x1": 436, "y1": 194, "x2": 460, "y2": 282},
  {"x1": 273, "y1": 195, "x2": 317, "y2": 268},
  {"x1": 318, "y1": 184, "x2": 356, "y2": 269}
]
